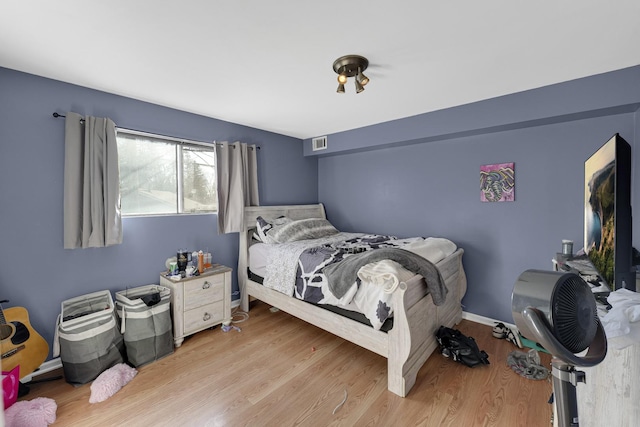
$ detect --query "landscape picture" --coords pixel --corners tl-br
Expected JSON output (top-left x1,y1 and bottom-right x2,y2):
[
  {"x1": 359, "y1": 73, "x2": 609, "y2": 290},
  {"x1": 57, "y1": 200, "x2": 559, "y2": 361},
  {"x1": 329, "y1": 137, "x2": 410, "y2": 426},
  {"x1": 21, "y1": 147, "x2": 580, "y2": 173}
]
[{"x1": 584, "y1": 142, "x2": 616, "y2": 286}]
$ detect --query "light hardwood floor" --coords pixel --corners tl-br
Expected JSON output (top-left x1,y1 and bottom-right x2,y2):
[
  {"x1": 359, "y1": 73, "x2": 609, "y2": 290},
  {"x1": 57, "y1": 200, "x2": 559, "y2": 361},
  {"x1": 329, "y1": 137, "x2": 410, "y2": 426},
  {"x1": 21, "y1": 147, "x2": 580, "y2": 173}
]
[{"x1": 19, "y1": 301, "x2": 552, "y2": 426}]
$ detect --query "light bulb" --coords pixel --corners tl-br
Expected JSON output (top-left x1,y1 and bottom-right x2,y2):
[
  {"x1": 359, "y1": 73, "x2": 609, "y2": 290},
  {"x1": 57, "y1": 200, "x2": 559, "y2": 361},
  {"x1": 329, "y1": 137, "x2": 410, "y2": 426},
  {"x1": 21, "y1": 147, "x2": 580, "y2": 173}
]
[
  {"x1": 357, "y1": 71, "x2": 369, "y2": 86},
  {"x1": 337, "y1": 73, "x2": 348, "y2": 84}
]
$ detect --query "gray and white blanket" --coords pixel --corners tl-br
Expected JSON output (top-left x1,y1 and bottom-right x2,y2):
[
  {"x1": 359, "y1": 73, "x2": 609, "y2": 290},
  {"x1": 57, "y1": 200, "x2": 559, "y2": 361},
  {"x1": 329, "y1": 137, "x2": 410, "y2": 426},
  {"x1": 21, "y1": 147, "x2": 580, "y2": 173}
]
[
  {"x1": 263, "y1": 232, "x2": 362, "y2": 294},
  {"x1": 322, "y1": 247, "x2": 447, "y2": 304},
  {"x1": 262, "y1": 233, "x2": 454, "y2": 330}
]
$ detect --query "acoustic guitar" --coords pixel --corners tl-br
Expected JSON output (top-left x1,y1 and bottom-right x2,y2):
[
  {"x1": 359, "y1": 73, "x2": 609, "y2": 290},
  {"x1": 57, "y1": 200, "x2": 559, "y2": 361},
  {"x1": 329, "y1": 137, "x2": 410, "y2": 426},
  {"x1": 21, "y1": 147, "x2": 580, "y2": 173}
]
[{"x1": 1, "y1": 302, "x2": 49, "y2": 379}]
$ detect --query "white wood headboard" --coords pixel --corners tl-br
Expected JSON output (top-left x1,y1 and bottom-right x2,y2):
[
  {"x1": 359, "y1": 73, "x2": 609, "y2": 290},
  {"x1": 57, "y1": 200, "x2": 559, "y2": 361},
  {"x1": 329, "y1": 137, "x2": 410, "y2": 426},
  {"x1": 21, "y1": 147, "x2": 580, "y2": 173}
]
[{"x1": 241, "y1": 204, "x2": 327, "y2": 231}]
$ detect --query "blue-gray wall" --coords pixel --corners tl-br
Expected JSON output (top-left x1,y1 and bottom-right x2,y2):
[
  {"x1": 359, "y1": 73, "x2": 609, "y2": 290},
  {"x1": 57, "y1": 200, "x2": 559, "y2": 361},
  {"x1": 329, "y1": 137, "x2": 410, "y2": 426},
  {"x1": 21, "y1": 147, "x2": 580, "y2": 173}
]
[
  {"x1": 3, "y1": 64, "x2": 640, "y2": 361},
  {"x1": 312, "y1": 66, "x2": 640, "y2": 323},
  {"x1": 0, "y1": 67, "x2": 317, "y2": 359}
]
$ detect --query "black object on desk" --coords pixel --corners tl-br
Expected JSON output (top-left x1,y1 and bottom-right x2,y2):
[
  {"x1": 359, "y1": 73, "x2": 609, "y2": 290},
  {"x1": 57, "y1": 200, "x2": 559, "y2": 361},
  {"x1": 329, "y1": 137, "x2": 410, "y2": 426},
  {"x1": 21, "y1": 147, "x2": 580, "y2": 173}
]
[{"x1": 593, "y1": 291, "x2": 612, "y2": 310}]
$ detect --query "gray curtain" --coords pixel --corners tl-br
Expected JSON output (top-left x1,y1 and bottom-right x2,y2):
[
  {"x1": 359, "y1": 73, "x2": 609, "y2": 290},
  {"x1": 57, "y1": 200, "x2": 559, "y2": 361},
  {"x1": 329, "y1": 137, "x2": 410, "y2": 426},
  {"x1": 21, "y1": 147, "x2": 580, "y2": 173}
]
[
  {"x1": 64, "y1": 112, "x2": 122, "y2": 248},
  {"x1": 215, "y1": 141, "x2": 259, "y2": 233}
]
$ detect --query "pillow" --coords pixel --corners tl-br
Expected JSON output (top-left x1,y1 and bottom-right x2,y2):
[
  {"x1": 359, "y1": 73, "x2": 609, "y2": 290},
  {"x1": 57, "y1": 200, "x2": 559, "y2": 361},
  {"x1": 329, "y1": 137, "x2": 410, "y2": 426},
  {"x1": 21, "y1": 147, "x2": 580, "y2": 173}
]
[
  {"x1": 268, "y1": 218, "x2": 339, "y2": 243},
  {"x1": 255, "y1": 216, "x2": 292, "y2": 243},
  {"x1": 255, "y1": 216, "x2": 272, "y2": 242}
]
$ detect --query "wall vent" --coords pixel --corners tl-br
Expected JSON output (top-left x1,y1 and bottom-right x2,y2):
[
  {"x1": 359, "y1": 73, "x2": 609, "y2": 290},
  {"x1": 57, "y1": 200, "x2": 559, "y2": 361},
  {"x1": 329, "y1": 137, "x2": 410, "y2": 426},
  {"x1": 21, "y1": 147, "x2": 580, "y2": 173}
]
[{"x1": 312, "y1": 136, "x2": 328, "y2": 151}]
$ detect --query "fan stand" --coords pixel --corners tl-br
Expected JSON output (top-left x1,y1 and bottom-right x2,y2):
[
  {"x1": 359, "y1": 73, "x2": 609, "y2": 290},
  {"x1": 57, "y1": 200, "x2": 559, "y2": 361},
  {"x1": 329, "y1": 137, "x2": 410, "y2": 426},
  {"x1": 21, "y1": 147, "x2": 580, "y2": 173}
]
[
  {"x1": 515, "y1": 305, "x2": 607, "y2": 427},
  {"x1": 551, "y1": 358, "x2": 586, "y2": 427}
]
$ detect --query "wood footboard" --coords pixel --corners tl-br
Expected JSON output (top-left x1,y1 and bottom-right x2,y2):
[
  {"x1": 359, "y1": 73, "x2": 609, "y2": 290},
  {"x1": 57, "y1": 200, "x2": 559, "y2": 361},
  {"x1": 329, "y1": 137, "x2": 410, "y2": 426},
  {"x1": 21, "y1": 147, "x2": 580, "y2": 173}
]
[
  {"x1": 388, "y1": 248, "x2": 466, "y2": 396},
  {"x1": 238, "y1": 204, "x2": 467, "y2": 397}
]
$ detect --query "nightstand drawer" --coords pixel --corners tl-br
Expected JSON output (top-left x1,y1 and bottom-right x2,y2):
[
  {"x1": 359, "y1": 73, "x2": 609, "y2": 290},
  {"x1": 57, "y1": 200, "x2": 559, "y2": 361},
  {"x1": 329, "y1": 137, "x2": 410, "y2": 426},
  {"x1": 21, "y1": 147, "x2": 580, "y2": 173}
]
[
  {"x1": 184, "y1": 275, "x2": 224, "y2": 310},
  {"x1": 183, "y1": 301, "x2": 224, "y2": 334}
]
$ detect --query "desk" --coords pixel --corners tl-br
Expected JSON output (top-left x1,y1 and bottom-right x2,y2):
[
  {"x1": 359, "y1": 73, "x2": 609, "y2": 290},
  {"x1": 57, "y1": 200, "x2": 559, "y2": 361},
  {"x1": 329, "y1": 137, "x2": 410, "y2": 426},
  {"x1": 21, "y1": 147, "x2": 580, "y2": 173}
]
[
  {"x1": 552, "y1": 255, "x2": 612, "y2": 300},
  {"x1": 551, "y1": 255, "x2": 640, "y2": 426},
  {"x1": 574, "y1": 341, "x2": 640, "y2": 426}
]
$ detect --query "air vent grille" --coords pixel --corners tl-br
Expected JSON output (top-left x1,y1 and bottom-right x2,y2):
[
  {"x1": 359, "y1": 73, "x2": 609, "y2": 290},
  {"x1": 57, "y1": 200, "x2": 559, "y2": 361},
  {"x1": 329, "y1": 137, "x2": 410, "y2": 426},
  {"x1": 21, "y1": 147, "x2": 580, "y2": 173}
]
[{"x1": 312, "y1": 136, "x2": 327, "y2": 151}]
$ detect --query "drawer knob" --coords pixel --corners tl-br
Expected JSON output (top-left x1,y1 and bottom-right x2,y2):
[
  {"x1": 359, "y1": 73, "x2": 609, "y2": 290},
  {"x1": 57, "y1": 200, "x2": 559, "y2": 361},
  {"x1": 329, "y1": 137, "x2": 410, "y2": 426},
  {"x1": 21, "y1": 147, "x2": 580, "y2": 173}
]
[
  {"x1": 203, "y1": 312, "x2": 211, "y2": 321},
  {"x1": 202, "y1": 281, "x2": 211, "y2": 289}
]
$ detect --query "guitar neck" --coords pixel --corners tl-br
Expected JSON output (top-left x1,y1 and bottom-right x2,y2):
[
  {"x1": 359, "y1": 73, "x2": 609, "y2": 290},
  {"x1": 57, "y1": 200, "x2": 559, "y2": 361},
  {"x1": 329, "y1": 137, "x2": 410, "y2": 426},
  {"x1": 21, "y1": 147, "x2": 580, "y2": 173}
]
[{"x1": 2, "y1": 344, "x2": 25, "y2": 359}]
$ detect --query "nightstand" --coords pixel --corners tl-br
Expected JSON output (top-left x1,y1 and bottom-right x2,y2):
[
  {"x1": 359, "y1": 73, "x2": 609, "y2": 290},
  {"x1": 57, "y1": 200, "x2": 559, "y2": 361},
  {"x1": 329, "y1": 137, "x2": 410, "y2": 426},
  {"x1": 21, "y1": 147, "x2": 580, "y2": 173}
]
[{"x1": 159, "y1": 264, "x2": 232, "y2": 347}]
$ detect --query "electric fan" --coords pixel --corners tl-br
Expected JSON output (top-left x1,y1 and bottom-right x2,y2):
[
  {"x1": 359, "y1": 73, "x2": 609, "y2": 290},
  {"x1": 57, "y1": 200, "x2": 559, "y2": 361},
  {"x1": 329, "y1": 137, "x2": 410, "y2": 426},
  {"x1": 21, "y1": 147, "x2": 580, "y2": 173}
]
[{"x1": 512, "y1": 270, "x2": 607, "y2": 427}]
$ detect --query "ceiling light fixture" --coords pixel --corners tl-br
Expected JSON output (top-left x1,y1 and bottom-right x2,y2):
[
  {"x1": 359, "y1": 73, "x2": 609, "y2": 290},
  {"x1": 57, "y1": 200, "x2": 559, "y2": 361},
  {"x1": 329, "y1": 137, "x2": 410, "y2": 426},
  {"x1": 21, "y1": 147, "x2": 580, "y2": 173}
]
[{"x1": 333, "y1": 55, "x2": 369, "y2": 94}]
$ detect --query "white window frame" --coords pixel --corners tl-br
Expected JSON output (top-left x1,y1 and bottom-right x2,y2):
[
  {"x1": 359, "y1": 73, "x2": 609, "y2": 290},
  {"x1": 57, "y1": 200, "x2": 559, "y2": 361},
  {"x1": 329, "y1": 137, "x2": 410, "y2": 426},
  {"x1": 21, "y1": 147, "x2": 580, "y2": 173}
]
[{"x1": 116, "y1": 128, "x2": 217, "y2": 217}]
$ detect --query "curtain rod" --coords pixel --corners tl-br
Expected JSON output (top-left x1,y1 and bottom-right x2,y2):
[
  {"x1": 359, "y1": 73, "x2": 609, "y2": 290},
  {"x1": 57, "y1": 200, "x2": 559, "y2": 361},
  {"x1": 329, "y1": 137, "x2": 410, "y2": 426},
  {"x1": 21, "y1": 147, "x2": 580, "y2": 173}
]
[
  {"x1": 53, "y1": 112, "x2": 83, "y2": 122},
  {"x1": 52, "y1": 112, "x2": 260, "y2": 149}
]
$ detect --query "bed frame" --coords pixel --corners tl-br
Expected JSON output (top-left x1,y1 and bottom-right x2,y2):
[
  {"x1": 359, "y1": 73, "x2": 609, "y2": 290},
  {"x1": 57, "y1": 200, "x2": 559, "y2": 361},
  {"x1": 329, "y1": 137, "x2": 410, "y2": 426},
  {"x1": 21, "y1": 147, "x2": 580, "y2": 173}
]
[{"x1": 238, "y1": 204, "x2": 467, "y2": 397}]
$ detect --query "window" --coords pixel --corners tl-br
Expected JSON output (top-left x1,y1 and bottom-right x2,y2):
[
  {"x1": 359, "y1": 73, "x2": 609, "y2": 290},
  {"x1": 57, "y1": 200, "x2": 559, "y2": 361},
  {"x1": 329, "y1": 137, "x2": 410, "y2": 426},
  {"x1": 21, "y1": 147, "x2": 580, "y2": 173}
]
[{"x1": 116, "y1": 130, "x2": 217, "y2": 216}]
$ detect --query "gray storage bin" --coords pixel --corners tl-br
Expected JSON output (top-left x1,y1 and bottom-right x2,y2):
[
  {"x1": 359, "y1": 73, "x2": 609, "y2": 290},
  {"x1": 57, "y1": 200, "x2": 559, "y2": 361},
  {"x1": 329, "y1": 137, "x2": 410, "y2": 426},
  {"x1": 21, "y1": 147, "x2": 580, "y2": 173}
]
[
  {"x1": 115, "y1": 284, "x2": 173, "y2": 367},
  {"x1": 54, "y1": 290, "x2": 126, "y2": 385}
]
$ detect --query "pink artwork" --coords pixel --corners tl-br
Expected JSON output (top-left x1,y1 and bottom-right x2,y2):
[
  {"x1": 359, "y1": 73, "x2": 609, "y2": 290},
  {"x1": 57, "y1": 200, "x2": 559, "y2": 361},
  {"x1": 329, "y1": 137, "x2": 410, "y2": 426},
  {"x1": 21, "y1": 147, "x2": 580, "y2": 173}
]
[{"x1": 480, "y1": 163, "x2": 515, "y2": 202}]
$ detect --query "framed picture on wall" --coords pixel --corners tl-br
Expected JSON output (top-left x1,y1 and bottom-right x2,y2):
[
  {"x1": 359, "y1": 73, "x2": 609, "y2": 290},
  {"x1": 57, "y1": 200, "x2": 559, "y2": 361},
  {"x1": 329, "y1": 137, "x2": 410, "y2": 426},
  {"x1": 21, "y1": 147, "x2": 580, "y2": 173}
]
[{"x1": 480, "y1": 162, "x2": 515, "y2": 202}]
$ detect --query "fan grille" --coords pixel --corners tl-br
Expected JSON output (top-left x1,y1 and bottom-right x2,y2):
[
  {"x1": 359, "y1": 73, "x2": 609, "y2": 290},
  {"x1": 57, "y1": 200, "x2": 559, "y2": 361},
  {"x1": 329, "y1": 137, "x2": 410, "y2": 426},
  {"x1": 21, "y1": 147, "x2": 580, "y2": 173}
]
[{"x1": 551, "y1": 275, "x2": 598, "y2": 354}]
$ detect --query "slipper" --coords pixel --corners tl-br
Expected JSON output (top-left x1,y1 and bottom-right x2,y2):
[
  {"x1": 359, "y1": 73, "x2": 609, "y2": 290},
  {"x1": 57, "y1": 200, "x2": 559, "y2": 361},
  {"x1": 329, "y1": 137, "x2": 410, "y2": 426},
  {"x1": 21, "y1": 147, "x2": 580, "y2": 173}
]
[
  {"x1": 505, "y1": 329, "x2": 523, "y2": 348},
  {"x1": 492, "y1": 322, "x2": 508, "y2": 339}
]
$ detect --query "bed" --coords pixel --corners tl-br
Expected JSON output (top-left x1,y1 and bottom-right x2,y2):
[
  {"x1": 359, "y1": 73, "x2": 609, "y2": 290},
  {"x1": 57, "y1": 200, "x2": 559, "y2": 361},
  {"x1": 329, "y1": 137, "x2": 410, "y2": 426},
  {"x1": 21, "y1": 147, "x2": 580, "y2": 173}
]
[{"x1": 238, "y1": 204, "x2": 467, "y2": 397}]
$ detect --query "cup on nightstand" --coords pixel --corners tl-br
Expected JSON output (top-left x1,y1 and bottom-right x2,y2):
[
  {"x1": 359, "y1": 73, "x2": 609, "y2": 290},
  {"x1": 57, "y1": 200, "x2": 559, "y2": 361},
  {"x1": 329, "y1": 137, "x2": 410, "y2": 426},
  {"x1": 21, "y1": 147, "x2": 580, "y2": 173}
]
[
  {"x1": 562, "y1": 240, "x2": 573, "y2": 257},
  {"x1": 177, "y1": 250, "x2": 191, "y2": 271},
  {"x1": 169, "y1": 261, "x2": 178, "y2": 276}
]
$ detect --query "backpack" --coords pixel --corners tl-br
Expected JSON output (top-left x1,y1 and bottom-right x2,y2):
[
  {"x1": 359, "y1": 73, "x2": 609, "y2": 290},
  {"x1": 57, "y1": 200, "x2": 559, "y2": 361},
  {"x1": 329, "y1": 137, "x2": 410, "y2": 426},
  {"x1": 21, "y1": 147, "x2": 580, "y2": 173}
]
[{"x1": 435, "y1": 326, "x2": 490, "y2": 367}]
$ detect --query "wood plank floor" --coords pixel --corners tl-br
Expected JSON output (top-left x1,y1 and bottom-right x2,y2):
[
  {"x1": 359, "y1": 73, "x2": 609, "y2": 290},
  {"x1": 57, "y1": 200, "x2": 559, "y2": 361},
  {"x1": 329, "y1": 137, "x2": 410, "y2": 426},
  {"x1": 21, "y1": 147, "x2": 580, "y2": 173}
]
[{"x1": 18, "y1": 301, "x2": 552, "y2": 426}]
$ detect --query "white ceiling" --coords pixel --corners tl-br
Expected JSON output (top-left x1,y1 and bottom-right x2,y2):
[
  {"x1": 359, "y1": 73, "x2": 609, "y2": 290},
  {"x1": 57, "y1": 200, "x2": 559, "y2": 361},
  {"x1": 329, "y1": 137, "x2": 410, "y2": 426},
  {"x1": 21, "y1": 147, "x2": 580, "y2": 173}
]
[{"x1": 2, "y1": 1, "x2": 639, "y2": 139}]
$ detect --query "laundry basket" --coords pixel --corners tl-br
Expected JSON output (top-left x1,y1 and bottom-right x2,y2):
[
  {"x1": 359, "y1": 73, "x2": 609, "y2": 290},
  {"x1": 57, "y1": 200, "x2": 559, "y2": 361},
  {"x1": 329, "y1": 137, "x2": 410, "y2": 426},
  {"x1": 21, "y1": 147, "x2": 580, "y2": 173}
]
[
  {"x1": 115, "y1": 284, "x2": 173, "y2": 367},
  {"x1": 54, "y1": 290, "x2": 126, "y2": 385}
]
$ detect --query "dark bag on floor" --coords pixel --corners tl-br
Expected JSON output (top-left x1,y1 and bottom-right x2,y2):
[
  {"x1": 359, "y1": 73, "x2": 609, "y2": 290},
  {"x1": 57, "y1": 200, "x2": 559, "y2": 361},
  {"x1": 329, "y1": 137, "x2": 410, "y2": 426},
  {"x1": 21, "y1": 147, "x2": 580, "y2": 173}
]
[{"x1": 435, "y1": 326, "x2": 490, "y2": 367}]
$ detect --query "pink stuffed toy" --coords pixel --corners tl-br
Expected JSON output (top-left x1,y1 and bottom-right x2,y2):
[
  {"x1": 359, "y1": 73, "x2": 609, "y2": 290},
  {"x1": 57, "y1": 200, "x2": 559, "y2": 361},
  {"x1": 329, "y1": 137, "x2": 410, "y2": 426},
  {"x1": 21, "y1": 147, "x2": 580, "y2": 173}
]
[
  {"x1": 89, "y1": 363, "x2": 137, "y2": 403},
  {"x1": 4, "y1": 397, "x2": 57, "y2": 427}
]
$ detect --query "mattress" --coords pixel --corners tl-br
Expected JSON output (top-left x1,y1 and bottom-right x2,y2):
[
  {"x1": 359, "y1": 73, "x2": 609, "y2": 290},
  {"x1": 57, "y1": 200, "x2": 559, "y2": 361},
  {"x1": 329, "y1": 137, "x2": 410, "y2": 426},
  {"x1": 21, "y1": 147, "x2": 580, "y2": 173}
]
[
  {"x1": 249, "y1": 240, "x2": 383, "y2": 318},
  {"x1": 247, "y1": 268, "x2": 395, "y2": 332},
  {"x1": 247, "y1": 236, "x2": 457, "y2": 331},
  {"x1": 249, "y1": 238, "x2": 456, "y2": 280},
  {"x1": 248, "y1": 242, "x2": 270, "y2": 277}
]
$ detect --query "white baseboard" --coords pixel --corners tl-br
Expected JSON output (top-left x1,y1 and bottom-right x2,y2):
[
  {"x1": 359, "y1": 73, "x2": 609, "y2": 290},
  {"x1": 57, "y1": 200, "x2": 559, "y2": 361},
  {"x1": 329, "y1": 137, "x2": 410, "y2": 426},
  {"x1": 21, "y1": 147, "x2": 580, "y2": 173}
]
[
  {"x1": 22, "y1": 357, "x2": 63, "y2": 383},
  {"x1": 462, "y1": 311, "x2": 516, "y2": 330}
]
